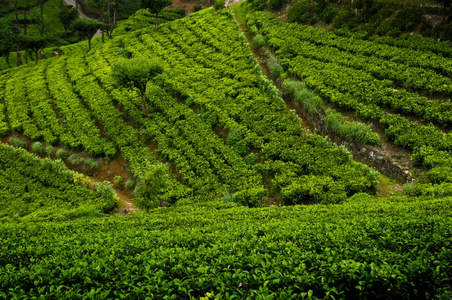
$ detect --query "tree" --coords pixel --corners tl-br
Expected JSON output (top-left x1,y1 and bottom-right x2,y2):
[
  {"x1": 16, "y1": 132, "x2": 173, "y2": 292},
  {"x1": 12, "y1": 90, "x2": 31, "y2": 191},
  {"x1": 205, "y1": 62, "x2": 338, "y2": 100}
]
[
  {"x1": 20, "y1": 35, "x2": 47, "y2": 64},
  {"x1": 0, "y1": 20, "x2": 14, "y2": 64},
  {"x1": 133, "y1": 163, "x2": 169, "y2": 212},
  {"x1": 112, "y1": 56, "x2": 164, "y2": 116},
  {"x1": 141, "y1": 0, "x2": 172, "y2": 31},
  {"x1": 71, "y1": 19, "x2": 102, "y2": 50},
  {"x1": 59, "y1": 4, "x2": 79, "y2": 38}
]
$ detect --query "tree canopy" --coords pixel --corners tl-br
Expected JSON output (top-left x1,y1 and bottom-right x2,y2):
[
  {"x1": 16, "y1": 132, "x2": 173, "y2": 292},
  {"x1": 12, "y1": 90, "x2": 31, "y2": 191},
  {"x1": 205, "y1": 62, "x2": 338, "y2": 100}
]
[
  {"x1": 112, "y1": 56, "x2": 164, "y2": 116},
  {"x1": 71, "y1": 19, "x2": 103, "y2": 50},
  {"x1": 59, "y1": 4, "x2": 79, "y2": 38},
  {"x1": 141, "y1": 0, "x2": 172, "y2": 30}
]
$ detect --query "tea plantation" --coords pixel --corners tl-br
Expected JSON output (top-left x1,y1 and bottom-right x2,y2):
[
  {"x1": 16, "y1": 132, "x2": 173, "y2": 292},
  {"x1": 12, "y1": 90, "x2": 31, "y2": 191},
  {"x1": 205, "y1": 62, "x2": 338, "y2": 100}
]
[{"x1": 0, "y1": 3, "x2": 452, "y2": 298}]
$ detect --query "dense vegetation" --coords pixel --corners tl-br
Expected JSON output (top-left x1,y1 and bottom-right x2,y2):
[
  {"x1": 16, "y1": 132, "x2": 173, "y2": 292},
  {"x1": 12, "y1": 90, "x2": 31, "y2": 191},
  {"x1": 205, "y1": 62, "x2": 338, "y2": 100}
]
[
  {"x1": 1, "y1": 2, "x2": 452, "y2": 298},
  {"x1": 0, "y1": 142, "x2": 117, "y2": 221},
  {"x1": 245, "y1": 7, "x2": 452, "y2": 195},
  {"x1": 1, "y1": 196, "x2": 451, "y2": 298}
]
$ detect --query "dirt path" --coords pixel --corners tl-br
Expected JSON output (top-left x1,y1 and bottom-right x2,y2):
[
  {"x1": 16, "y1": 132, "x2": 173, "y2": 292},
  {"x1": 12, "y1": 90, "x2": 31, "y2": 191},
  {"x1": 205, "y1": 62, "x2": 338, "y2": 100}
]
[{"x1": 63, "y1": 0, "x2": 102, "y2": 38}]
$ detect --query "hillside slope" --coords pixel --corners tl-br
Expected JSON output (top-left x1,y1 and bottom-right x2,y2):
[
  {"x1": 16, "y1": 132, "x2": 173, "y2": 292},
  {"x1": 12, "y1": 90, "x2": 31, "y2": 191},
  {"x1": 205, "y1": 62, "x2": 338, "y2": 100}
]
[{"x1": 1, "y1": 8, "x2": 379, "y2": 207}]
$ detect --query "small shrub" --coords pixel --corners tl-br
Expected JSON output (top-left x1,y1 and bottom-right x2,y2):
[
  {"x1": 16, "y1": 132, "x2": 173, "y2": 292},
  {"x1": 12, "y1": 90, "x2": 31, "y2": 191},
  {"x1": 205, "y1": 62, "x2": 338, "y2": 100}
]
[
  {"x1": 234, "y1": 187, "x2": 266, "y2": 207},
  {"x1": 324, "y1": 109, "x2": 380, "y2": 145},
  {"x1": 194, "y1": 4, "x2": 202, "y2": 12},
  {"x1": 249, "y1": 25, "x2": 259, "y2": 35},
  {"x1": 96, "y1": 181, "x2": 118, "y2": 213},
  {"x1": 86, "y1": 158, "x2": 100, "y2": 170},
  {"x1": 321, "y1": 6, "x2": 337, "y2": 23},
  {"x1": 253, "y1": 34, "x2": 266, "y2": 47},
  {"x1": 251, "y1": 0, "x2": 268, "y2": 11},
  {"x1": 68, "y1": 154, "x2": 79, "y2": 166},
  {"x1": 10, "y1": 137, "x2": 27, "y2": 149},
  {"x1": 56, "y1": 149, "x2": 69, "y2": 159},
  {"x1": 294, "y1": 88, "x2": 324, "y2": 113},
  {"x1": 332, "y1": 9, "x2": 357, "y2": 30},
  {"x1": 114, "y1": 176, "x2": 123, "y2": 186},
  {"x1": 390, "y1": 8, "x2": 423, "y2": 32},
  {"x1": 31, "y1": 141, "x2": 45, "y2": 154},
  {"x1": 45, "y1": 145, "x2": 55, "y2": 155},
  {"x1": 267, "y1": 56, "x2": 284, "y2": 78},
  {"x1": 245, "y1": 153, "x2": 259, "y2": 165},
  {"x1": 287, "y1": 0, "x2": 316, "y2": 24},
  {"x1": 214, "y1": 0, "x2": 225, "y2": 10},
  {"x1": 222, "y1": 193, "x2": 235, "y2": 203},
  {"x1": 282, "y1": 79, "x2": 305, "y2": 94},
  {"x1": 125, "y1": 179, "x2": 135, "y2": 189},
  {"x1": 200, "y1": 110, "x2": 218, "y2": 127},
  {"x1": 269, "y1": 0, "x2": 284, "y2": 10}
]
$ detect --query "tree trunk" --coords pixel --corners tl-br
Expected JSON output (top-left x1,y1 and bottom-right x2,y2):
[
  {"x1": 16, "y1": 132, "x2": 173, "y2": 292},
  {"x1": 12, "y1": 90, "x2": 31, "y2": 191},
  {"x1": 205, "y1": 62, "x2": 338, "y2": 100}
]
[
  {"x1": 102, "y1": 31, "x2": 104, "y2": 43},
  {"x1": 141, "y1": 89, "x2": 148, "y2": 116},
  {"x1": 25, "y1": 50, "x2": 27, "y2": 64},
  {"x1": 24, "y1": 11, "x2": 27, "y2": 35},
  {"x1": 35, "y1": 50, "x2": 39, "y2": 64},
  {"x1": 16, "y1": 42, "x2": 20, "y2": 66},
  {"x1": 76, "y1": 0, "x2": 78, "y2": 10},
  {"x1": 40, "y1": 0, "x2": 44, "y2": 36},
  {"x1": 14, "y1": 0, "x2": 20, "y2": 67},
  {"x1": 88, "y1": 38, "x2": 91, "y2": 50},
  {"x1": 155, "y1": 12, "x2": 159, "y2": 31}
]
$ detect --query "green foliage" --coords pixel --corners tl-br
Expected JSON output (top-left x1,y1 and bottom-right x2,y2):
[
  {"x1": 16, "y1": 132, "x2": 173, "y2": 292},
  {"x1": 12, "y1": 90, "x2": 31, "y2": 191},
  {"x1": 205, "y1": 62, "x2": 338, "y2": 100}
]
[
  {"x1": 10, "y1": 137, "x2": 27, "y2": 149},
  {"x1": 233, "y1": 187, "x2": 266, "y2": 207},
  {"x1": 142, "y1": 0, "x2": 173, "y2": 29},
  {"x1": 252, "y1": 34, "x2": 265, "y2": 47},
  {"x1": 194, "y1": 4, "x2": 202, "y2": 12},
  {"x1": 112, "y1": 56, "x2": 164, "y2": 115},
  {"x1": 71, "y1": 19, "x2": 103, "y2": 49},
  {"x1": 125, "y1": 179, "x2": 135, "y2": 189},
  {"x1": 2, "y1": 196, "x2": 452, "y2": 298},
  {"x1": 113, "y1": 57, "x2": 163, "y2": 93},
  {"x1": 85, "y1": 158, "x2": 100, "y2": 170},
  {"x1": 332, "y1": 9, "x2": 357, "y2": 29},
  {"x1": 250, "y1": 0, "x2": 267, "y2": 11},
  {"x1": 96, "y1": 181, "x2": 118, "y2": 212},
  {"x1": 59, "y1": 3, "x2": 79, "y2": 36},
  {"x1": 269, "y1": 0, "x2": 284, "y2": 10},
  {"x1": 114, "y1": 175, "x2": 123, "y2": 185},
  {"x1": 287, "y1": 0, "x2": 316, "y2": 24},
  {"x1": 68, "y1": 153, "x2": 79, "y2": 166},
  {"x1": 31, "y1": 141, "x2": 45, "y2": 154},
  {"x1": 390, "y1": 7, "x2": 423, "y2": 32},
  {"x1": 45, "y1": 144, "x2": 55, "y2": 155},
  {"x1": 142, "y1": 0, "x2": 173, "y2": 14},
  {"x1": 283, "y1": 79, "x2": 324, "y2": 113},
  {"x1": 0, "y1": 19, "x2": 14, "y2": 58},
  {"x1": 134, "y1": 163, "x2": 169, "y2": 211},
  {"x1": 267, "y1": 56, "x2": 283, "y2": 78},
  {"x1": 214, "y1": 0, "x2": 225, "y2": 10},
  {"x1": 324, "y1": 109, "x2": 380, "y2": 145},
  {"x1": 55, "y1": 148, "x2": 68, "y2": 159},
  {"x1": 0, "y1": 142, "x2": 113, "y2": 220}
]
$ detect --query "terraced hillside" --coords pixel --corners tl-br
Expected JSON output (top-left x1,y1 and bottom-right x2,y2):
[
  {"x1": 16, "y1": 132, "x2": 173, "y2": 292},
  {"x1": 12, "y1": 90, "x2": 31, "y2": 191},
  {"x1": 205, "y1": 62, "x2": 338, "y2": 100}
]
[
  {"x1": 0, "y1": 8, "x2": 379, "y2": 206},
  {"x1": 1, "y1": 5, "x2": 452, "y2": 299},
  {"x1": 245, "y1": 7, "x2": 452, "y2": 197}
]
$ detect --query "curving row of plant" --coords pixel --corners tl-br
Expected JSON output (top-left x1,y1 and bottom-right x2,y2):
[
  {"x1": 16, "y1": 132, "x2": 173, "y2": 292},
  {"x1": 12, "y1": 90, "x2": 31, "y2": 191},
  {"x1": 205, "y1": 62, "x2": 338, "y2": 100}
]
[
  {"x1": 0, "y1": 142, "x2": 116, "y2": 221},
  {"x1": 247, "y1": 10, "x2": 452, "y2": 190},
  {"x1": 251, "y1": 12, "x2": 452, "y2": 78},
  {"x1": 1, "y1": 196, "x2": 451, "y2": 298},
  {"x1": 103, "y1": 9, "x2": 379, "y2": 204}
]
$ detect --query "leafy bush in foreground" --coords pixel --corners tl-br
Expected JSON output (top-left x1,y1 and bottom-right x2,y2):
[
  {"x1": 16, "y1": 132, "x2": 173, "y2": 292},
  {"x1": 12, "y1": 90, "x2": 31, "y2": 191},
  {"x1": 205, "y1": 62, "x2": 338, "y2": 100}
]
[{"x1": 0, "y1": 196, "x2": 451, "y2": 298}]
